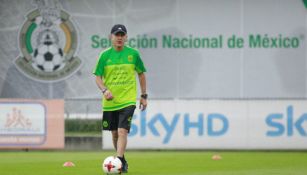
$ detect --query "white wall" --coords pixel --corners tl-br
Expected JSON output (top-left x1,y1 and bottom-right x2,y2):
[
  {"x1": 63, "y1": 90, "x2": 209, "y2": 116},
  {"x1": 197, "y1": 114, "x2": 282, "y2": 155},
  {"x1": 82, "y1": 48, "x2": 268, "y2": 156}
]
[
  {"x1": 103, "y1": 100, "x2": 307, "y2": 149},
  {"x1": 0, "y1": 0, "x2": 306, "y2": 99}
]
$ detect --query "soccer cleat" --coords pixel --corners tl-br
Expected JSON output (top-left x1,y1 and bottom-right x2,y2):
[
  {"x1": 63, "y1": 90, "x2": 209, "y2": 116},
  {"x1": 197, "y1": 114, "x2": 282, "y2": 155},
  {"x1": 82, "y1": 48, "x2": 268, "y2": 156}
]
[{"x1": 121, "y1": 161, "x2": 128, "y2": 173}]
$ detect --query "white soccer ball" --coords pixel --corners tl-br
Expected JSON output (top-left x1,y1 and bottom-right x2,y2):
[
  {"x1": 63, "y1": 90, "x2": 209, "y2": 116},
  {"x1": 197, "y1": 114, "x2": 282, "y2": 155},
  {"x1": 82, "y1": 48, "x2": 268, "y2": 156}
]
[
  {"x1": 32, "y1": 42, "x2": 65, "y2": 72},
  {"x1": 102, "y1": 156, "x2": 122, "y2": 174}
]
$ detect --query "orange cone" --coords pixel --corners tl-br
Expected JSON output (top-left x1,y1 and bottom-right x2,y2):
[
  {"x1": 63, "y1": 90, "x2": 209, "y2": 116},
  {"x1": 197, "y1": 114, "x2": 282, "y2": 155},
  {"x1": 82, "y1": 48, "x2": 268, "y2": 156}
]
[
  {"x1": 63, "y1": 161, "x2": 75, "y2": 167},
  {"x1": 211, "y1": 154, "x2": 222, "y2": 160}
]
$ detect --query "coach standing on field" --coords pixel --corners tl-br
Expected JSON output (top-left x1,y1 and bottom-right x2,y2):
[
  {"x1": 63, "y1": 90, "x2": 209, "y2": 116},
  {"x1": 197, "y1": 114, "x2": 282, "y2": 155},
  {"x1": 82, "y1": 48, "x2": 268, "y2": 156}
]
[{"x1": 93, "y1": 24, "x2": 147, "y2": 173}]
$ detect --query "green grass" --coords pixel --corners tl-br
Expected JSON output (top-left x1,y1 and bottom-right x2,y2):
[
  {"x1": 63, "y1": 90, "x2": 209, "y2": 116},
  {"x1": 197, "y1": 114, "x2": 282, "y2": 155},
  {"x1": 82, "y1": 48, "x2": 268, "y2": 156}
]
[{"x1": 0, "y1": 151, "x2": 307, "y2": 175}]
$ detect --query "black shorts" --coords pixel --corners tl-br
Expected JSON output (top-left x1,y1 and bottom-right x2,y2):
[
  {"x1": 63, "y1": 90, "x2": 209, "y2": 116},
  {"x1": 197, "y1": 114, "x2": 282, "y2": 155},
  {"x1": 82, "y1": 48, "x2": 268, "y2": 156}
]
[{"x1": 102, "y1": 105, "x2": 136, "y2": 133}]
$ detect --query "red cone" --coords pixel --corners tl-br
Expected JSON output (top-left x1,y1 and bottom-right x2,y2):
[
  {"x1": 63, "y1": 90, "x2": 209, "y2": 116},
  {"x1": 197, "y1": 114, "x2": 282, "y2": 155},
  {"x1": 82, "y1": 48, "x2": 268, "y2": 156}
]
[{"x1": 63, "y1": 161, "x2": 75, "y2": 167}]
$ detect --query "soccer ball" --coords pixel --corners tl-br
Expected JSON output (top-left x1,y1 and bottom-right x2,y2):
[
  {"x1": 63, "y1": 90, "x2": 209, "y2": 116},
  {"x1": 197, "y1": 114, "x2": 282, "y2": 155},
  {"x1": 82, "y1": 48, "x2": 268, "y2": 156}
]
[
  {"x1": 32, "y1": 42, "x2": 65, "y2": 72},
  {"x1": 102, "y1": 156, "x2": 122, "y2": 174}
]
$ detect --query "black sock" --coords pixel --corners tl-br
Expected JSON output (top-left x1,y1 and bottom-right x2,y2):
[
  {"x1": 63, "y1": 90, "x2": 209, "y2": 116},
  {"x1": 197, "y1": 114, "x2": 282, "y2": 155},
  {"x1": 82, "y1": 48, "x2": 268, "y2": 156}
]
[{"x1": 123, "y1": 155, "x2": 126, "y2": 162}]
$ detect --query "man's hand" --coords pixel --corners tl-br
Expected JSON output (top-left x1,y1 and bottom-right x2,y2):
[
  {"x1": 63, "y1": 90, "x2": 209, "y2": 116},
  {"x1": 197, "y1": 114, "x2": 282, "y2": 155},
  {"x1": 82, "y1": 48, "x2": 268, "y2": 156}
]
[
  {"x1": 104, "y1": 90, "x2": 113, "y2": 100},
  {"x1": 139, "y1": 98, "x2": 147, "y2": 111}
]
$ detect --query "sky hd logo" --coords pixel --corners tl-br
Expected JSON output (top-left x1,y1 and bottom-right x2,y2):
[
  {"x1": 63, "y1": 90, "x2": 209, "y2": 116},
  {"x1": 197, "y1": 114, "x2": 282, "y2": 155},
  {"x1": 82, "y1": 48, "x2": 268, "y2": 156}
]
[
  {"x1": 129, "y1": 111, "x2": 229, "y2": 144},
  {"x1": 15, "y1": 0, "x2": 81, "y2": 82}
]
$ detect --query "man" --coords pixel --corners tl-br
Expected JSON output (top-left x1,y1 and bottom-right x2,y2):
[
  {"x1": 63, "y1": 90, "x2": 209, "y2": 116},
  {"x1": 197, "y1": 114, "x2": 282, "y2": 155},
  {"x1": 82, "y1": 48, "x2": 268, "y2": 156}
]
[{"x1": 93, "y1": 24, "x2": 147, "y2": 173}]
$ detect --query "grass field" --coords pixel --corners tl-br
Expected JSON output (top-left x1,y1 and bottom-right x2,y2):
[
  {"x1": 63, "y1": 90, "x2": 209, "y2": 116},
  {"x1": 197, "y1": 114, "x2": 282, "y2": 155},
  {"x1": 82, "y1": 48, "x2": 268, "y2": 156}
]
[{"x1": 0, "y1": 151, "x2": 307, "y2": 175}]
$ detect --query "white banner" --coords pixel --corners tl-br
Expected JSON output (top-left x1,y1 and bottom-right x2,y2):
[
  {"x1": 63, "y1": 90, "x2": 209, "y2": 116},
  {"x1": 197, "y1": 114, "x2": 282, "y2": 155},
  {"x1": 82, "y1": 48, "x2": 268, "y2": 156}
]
[
  {"x1": 102, "y1": 100, "x2": 307, "y2": 149},
  {"x1": 0, "y1": 99, "x2": 64, "y2": 149},
  {"x1": 1, "y1": 0, "x2": 307, "y2": 100},
  {"x1": 0, "y1": 103, "x2": 46, "y2": 135}
]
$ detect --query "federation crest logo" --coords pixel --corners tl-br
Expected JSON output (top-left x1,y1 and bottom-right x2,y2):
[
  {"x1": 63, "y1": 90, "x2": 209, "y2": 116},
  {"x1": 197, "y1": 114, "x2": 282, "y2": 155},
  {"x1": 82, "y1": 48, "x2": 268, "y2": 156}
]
[
  {"x1": 128, "y1": 55, "x2": 133, "y2": 62},
  {"x1": 15, "y1": 0, "x2": 81, "y2": 82}
]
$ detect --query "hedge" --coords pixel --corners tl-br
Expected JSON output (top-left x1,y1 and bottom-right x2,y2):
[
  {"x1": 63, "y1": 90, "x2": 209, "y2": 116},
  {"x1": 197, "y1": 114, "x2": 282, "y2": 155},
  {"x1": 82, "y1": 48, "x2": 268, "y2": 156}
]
[{"x1": 65, "y1": 119, "x2": 101, "y2": 133}]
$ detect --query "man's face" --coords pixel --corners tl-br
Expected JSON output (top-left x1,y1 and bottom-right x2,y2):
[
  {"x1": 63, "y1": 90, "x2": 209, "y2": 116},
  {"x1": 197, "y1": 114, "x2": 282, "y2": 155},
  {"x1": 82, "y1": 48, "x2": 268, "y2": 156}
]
[{"x1": 111, "y1": 32, "x2": 127, "y2": 48}]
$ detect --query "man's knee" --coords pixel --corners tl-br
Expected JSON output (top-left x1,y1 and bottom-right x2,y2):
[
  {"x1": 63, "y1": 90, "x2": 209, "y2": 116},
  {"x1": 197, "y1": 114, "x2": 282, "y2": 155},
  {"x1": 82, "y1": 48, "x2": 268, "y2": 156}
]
[{"x1": 118, "y1": 128, "x2": 128, "y2": 137}]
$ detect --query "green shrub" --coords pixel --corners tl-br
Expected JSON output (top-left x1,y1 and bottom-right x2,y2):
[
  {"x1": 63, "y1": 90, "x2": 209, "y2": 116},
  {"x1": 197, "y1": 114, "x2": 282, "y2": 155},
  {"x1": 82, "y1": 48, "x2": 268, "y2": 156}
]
[{"x1": 65, "y1": 119, "x2": 101, "y2": 133}]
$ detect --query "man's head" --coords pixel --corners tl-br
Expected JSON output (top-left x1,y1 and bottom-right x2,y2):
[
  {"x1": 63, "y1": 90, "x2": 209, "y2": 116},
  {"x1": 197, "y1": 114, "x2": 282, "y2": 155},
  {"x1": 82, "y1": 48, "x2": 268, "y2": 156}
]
[{"x1": 110, "y1": 24, "x2": 127, "y2": 50}]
